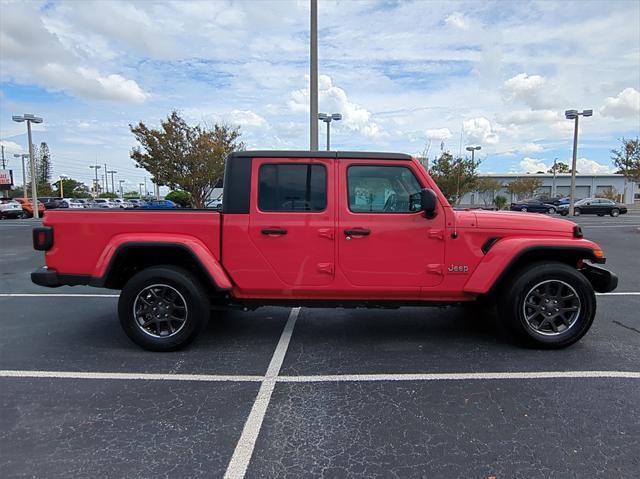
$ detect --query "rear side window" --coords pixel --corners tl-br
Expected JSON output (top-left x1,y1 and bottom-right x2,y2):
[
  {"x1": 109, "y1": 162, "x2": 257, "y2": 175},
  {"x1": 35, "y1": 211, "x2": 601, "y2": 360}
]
[
  {"x1": 258, "y1": 164, "x2": 327, "y2": 212},
  {"x1": 347, "y1": 165, "x2": 422, "y2": 213}
]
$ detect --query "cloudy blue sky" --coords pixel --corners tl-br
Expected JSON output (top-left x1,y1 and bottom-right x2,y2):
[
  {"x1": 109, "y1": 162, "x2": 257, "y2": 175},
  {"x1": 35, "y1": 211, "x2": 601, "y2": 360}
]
[{"x1": 1, "y1": 0, "x2": 639, "y2": 192}]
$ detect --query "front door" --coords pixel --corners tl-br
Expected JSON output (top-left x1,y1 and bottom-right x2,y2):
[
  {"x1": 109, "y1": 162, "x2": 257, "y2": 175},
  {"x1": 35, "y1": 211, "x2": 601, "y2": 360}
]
[
  {"x1": 248, "y1": 158, "x2": 335, "y2": 288},
  {"x1": 337, "y1": 161, "x2": 446, "y2": 292}
]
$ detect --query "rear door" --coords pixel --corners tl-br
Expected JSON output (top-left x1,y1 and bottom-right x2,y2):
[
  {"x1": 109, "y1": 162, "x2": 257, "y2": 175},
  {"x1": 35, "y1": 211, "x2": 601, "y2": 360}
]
[
  {"x1": 248, "y1": 158, "x2": 335, "y2": 287},
  {"x1": 336, "y1": 160, "x2": 445, "y2": 291}
]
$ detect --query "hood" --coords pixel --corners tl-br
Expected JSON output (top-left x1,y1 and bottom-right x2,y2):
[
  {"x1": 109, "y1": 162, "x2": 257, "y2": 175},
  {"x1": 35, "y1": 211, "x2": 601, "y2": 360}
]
[{"x1": 471, "y1": 210, "x2": 576, "y2": 234}]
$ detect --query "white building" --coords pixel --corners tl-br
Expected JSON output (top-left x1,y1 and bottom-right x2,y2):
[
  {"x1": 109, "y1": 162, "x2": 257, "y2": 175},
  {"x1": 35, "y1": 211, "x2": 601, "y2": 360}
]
[{"x1": 461, "y1": 173, "x2": 638, "y2": 206}]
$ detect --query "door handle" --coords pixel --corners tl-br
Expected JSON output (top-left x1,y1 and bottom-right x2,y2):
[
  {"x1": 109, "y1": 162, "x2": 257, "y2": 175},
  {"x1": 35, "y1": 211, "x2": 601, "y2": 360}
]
[
  {"x1": 344, "y1": 229, "x2": 370, "y2": 236},
  {"x1": 261, "y1": 228, "x2": 287, "y2": 235}
]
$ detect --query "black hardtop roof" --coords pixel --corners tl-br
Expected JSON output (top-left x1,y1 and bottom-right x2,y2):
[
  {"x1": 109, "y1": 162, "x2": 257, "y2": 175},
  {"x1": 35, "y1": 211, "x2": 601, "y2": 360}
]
[{"x1": 229, "y1": 150, "x2": 413, "y2": 160}]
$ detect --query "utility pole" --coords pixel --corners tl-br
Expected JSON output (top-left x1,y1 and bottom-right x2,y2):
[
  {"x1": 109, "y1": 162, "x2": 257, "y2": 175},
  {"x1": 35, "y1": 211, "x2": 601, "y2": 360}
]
[
  {"x1": 14, "y1": 154, "x2": 28, "y2": 199},
  {"x1": 119, "y1": 179, "x2": 125, "y2": 198},
  {"x1": 552, "y1": 157, "x2": 558, "y2": 197},
  {"x1": 1, "y1": 145, "x2": 5, "y2": 169},
  {"x1": 461, "y1": 146, "x2": 481, "y2": 205},
  {"x1": 318, "y1": 113, "x2": 342, "y2": 151},
  {"x1": 104, "y1": 163, "x2": 108, "y2": 193},
  {"x1": 144, "y1": 177, "x2": 148, "y2": 196},
  {"x1": 90, "y1": 164, "x2": 101, "y2": 196},
  {"x1": 107, "y1": 170, "x2": 117, "y2": 194},
  {"x1": 565, "y1": 109, "x2": 592, "y2": 215},
  {"x1": 310, "y1": 0, "x2": 318, "y2": 151},
  {"x1": 139, "y1": 183, "x2": 144, "y2": 198}
]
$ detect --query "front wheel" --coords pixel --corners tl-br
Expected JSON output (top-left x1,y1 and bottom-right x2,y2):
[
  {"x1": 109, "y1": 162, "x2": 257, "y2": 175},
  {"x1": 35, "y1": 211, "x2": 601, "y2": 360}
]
[
  {"x1": 118, "y1": 266, "x2": 210, "y2": 351},
  {"x1": 520, "y1": 207, "x2": 527, "y2": 212},
  {"x1": 498, "y1": 262, "x2": 596, "y2": 348},
  {"x1": 547, "y1": 207, "x2": 556, "y2": 214},
  {"x1": 573, "y1": 208, "x2": 581, "y2": 216},
  {"x1": 610, "y1": 208, "x2": 619, "y2": 217}
]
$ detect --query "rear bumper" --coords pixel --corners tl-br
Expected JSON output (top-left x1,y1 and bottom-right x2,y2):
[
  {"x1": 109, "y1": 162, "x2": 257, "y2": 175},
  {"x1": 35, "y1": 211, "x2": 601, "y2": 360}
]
[
  {"x1": 31, "y1": 267, "x2": 93, "y2": 288},
  {"x1": 581, "y1": 262, "x2": 618, "y2": 293}
]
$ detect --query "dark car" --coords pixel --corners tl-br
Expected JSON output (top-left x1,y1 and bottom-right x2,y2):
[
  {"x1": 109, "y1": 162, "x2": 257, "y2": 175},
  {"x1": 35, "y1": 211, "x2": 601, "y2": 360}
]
[
  {"x1": 558, "y1": 198, "x2": 628, "y2": 217},
  {"x1": 510, "y1": 199, "x2": 557, "y2": 214},
  {"x1": 39, "y1": 197, "x2": 67, "y2": 209}
]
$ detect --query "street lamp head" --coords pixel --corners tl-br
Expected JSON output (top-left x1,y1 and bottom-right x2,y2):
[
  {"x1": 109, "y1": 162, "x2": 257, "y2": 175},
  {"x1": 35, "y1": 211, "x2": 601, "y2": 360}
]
[
  {"x1": 331, "y1": 113, "x2": 342, "y2": 121},
  {"x1": 318, "y1": 113, "x2": 328, "y2": 120},
  {"x1": 474, "y1": 146, "x2": 481, "y2": 151},
  {"x1": 465, "y1": 146, "x2": 473, "y2": 152},
  {"x1": 565, "y1": 109, "x2": 578, "y2": 119},
  {"x1": 12, "y1": 115, "x2": 25, "y2": 123},
  {"x1": 23, "y1": 114, "x2": 43, "y2": 123},
  {"x1": 582, "y1": 109, "x2": 593, "y2": 117}
]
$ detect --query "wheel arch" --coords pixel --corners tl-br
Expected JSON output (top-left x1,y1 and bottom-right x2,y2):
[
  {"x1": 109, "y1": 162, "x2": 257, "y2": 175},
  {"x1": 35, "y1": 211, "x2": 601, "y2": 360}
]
[
  {"x1": 464, "y1": 242, "x2": 603, "y2": 296},
  {"x1": 97, "y1": 242, "x2": 232, "y2": 292}
]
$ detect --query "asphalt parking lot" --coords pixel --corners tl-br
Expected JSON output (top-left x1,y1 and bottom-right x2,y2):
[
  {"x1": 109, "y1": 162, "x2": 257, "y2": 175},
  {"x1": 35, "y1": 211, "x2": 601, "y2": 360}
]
[{"x1": 1, "y1": 214, "x2": 639, "y2": 478}]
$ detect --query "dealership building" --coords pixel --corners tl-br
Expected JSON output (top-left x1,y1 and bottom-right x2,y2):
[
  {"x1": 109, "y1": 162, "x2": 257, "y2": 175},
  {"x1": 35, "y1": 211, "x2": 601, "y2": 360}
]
[{"x1": 460, "y1": 173, "x2": 638, "y2": 206}]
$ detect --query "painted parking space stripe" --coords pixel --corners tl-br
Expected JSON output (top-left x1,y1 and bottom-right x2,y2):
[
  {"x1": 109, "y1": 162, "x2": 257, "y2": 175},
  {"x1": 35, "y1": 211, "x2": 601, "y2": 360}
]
[
  {"x1": 224, "y1": 307, "x2": 300, "y2": 479},
  {"x1": 0, "y1": 370, "x2": 263, "y2": 382}
]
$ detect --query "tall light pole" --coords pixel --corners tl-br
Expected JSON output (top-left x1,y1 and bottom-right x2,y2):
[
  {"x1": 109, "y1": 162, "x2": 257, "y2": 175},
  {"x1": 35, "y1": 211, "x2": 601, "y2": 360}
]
[
  {"x1": 12, "y1": 114, "x2": 43, "y2": 219},
  {"x1": 144, "y1": 177, "x2": 148, "y2": 196},
  {"x1": 107, "y1": 170, "x2": 117, "y2": 195},
  {"x1": 565, "y1": 109, "x2": 592, "y2": 215},
  {"x1": 551, "y1": 157, "x2": 558, "y2": 198},
  {"x1": 310, "y1": 0, "x2": 318, "y2": 151},
  {"x1": 13, "y1": 154, "x2": 29, "y2": 199},
  {"x1": 89, "y1": 164, "x2": 101, "y2": 196},
  {"x1": 57, "y1": 175, "x2": 67, "y2": 198},
  {"x1": 119, "y1": 179, "x2": 125, "y2": 198},
  {"x1": 139, "y1": 183, "x2": 144, "y2": 198},
  {"x1": 318, "y1": 113, "x2": 342, "y2": 151},
  {"x1": 461, "y1": 146, "x2": 481, "y2": 205}
]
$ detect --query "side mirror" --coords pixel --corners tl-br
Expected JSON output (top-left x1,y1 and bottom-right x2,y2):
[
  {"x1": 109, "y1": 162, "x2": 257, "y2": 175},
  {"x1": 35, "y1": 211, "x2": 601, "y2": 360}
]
[{"x1": 420, "y1": 188, "x2": 438, "y2": 219}]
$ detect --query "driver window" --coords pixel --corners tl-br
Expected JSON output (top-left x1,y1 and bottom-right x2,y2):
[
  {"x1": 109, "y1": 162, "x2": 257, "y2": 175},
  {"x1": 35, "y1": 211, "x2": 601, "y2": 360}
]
[
  {"x1": 347, "y1": 165, "x2": 422, "y2": 213},
  {"x1": 258, "y1": 163, "x2": 327, "y2": 212}
]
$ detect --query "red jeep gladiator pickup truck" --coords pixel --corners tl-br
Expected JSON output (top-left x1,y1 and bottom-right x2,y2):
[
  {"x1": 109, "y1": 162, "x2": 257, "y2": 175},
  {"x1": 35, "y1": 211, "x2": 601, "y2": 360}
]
[{"x1": 32, "y1": 151, "x2": 617, "y2": 351}]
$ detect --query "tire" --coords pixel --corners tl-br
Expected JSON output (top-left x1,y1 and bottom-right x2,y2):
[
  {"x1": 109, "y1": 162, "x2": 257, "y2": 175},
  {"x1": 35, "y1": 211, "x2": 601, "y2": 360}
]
[
  {"x1": 560, "y1": 211, "x2": 568, "y2": 216},
  {"x1": 597, "y1": 213, "x2": 604, "y2": 217},
  {"x1": 573, "y1": 208, "x2": 581, "y2": 216},
  {"x1": 497, "y1": 262, "x2": 596, "y2": 349},
  {"x1": 547, "y1": 207, "x2": 556, "y2": 214},
  {"x1": 118, "y1": 266, "x2": 210, "y2": 351},
  {"x1": 610, "y1": 208, "x2": 619, "y2": 217},
  {"x1": 520, "y1": 207, "x2": 527, "y2": 212}
]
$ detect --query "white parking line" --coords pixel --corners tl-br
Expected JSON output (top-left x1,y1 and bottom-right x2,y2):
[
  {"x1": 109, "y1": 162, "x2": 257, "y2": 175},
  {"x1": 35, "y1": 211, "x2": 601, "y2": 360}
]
[
  {"x1": 0, "y1": 370, "x2": 262, "y2": 382},
  {"x1": 0, "y1": 293, "x2": 120, "y2": 297},
  {"x1": 224, "y1": 307, "x2": 300, "y2": 479},
  {"x1": 279, "y1": 371, "x2": 640, "y2": 382},
  {"x1": 596, "y1": 292, "x2": 640, "y2": 296}
]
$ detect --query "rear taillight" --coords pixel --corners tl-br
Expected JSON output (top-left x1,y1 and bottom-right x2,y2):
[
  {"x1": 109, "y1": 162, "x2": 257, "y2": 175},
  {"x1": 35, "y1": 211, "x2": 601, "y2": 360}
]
[{"x1": 33, "y1": 226, "x2": 53, "y2": 251}]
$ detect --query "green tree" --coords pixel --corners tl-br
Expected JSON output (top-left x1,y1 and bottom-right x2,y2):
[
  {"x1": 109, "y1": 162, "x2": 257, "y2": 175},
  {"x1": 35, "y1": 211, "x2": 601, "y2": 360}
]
[
  {"x1": 98, "y1": 192, "x2": 118, "y2": 199},
  {"x1": 124, "y1": 190, "x2": 140, "y2": 198},
  {"x1": 428, "y1": 151, "x2": 480, "y2": 204},
  {"x1": 475, "y1": 177, "x2": 503, "y2": 205},
  {"x1": 548, "y1": 161, "x2": 571, "y2": 174},
  {"x1": 165, "y1": 190, "x2": 192, "y2": 207},
  {"x1": 493, "y1": 194, "x2": 508, "y2": 210},
  {"x1": 53, "y1": 178, "x2": 91, "y2": 198},
  {"x1": 38, "y1": 142, "x2": 52, "y2": 185},
  {"x1": 505, "y1": 177, "x2": 543, "y2": 200},
  {"x1": 611, "y1": 137, "x2": 640, "y2": 182},
  {"x1": 130, "y1": 111, "x2": 244, "y2": 208}
]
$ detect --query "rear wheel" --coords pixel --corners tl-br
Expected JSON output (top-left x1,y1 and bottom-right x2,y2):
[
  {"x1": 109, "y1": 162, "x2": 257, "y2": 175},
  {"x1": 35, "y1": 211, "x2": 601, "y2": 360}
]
[
  {"x1": 610, "y1": 208, "x2": 620, "y2": 217},
  {"x1": 573, "y1": 208, "x2": 581, "y2": 216},
  {"x1": 118, "y1": 266, "x2": 210, "y2": 351},
  {"x1": 498, "y1": 262, "x2": 595, "y2": 348},
  {"x1": 520, "y1": 207, "x2": 527, "y2": 212},
  {"x1": 547, "y1": 207, "x2": 556, "y2": 214}
]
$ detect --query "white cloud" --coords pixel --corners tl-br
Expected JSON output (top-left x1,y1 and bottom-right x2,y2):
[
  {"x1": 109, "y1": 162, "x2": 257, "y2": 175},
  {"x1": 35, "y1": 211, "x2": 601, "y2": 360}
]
[
  {"x1": 444, "y1": 12, "x2": 470, "y2": 30},
  {"x1": 502, "y1": 73, "x2": 550, "y2": 109},
  {"x1": 518, "y1": 143, "x2": 544, "y2": 153},
  {"x1": 463, "y1": 117, "x2": 499, "y2": 145},
  {"x1": 426, "y1": 128, "x2": 452, "y2": 140},
  {"x1": 230, "y1": 110, "x2": 267, "y2": 128},
  {"x1": 520, "y1": 157, "x2": 549, "y2": 173},
  {"x1": 599, "y1": 88, "x2": 640, "y2": 118},
  {"x1": 288, "y1": 75, "x2": 382, "y2": 138},
  {"x1": 576, "y1": 158, "x2": 616, "y2": 174},
  {"x1": 500, "y1": 109, "x2": 560, "y2": 125}
]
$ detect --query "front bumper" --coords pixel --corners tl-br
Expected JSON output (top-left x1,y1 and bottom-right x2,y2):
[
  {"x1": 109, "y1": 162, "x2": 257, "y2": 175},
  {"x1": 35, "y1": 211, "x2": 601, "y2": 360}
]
[
  {"x1": 582, "y1": 262, "x2": 618, "y2": 293},
  {"x1": 31, "y1": 267, "x2": 92, "y2": 288}
]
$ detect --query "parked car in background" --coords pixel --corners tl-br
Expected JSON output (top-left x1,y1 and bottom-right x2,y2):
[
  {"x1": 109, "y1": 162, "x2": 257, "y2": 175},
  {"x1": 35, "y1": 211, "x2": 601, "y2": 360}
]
[
  {"x1": 73, "y1": 199, "x2": 91, "y2": 208},
  {"x1": 139, "y1": 199, "x2": 178, "y2": 209},
  {"x1": 127, "y1": 199, "x2": 143, "y2": 208},
  {"x1": 39, "y1": 197, "x2": 66, "y2": 209},
  {"x1": 558, "y1": 198, "x2": 628, "y2": 217},
  {"x1": 111, "y1": 199, "x2": 131, "y2": 208},
  {"x1": 0, "y1": 198, "x2": 24, "y2": 219},
  {"x1": 90, "y1": 199, "x2": 118, "y2": 209},
  {"x1": 509, "y1": 199, "x2": 557, "y2": 214},
  {"x1": 208, "y1": 195, "x2": 223, "y2": 211},
  {"x1": 60, "y1": 198, "x2": 85, "y2": 209},
  {"x1": 14, "y1": 198, "x2": 45, "y2": 217}
]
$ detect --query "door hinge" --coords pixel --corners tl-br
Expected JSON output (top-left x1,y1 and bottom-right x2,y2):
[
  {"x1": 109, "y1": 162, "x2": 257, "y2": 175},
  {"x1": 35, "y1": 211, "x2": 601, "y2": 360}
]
[
  {"x1": 427, "y1": 264, "x2": 444, "y2": 275},
  {"x1": 318, "y1": 228, "x2": 334, "y2": 240},
  {"x1": 317, "y1": 263, "x2": 334, "y2": 275},
  {"x1": 428, "y1": 229, "x2": 444, "y2": 240}
]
